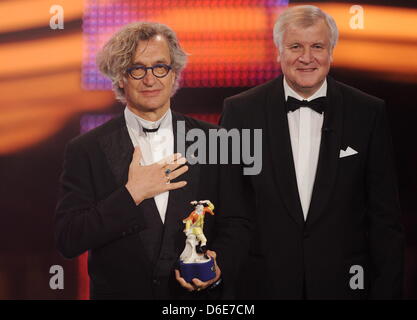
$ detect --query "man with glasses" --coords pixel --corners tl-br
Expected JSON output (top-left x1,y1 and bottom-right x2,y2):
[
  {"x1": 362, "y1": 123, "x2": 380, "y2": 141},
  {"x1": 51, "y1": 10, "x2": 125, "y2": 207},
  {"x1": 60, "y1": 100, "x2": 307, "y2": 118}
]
[{"x1": 54, "y1": 22, "x2": 235, "y2": 299}]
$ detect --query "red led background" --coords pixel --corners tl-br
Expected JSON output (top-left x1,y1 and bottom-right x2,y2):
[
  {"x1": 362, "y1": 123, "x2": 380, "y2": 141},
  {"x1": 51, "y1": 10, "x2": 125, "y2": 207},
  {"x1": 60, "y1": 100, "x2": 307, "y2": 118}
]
[{"x1": 82, "y1": 0, "x2": 287, "y2": 89}]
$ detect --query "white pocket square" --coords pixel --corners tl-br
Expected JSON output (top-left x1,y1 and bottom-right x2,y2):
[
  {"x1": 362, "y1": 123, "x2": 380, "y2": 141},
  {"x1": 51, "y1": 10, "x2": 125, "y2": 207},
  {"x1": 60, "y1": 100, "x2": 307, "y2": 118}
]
[{"x1": 339, "y1": 146, "x2": 358, "y2": 158}]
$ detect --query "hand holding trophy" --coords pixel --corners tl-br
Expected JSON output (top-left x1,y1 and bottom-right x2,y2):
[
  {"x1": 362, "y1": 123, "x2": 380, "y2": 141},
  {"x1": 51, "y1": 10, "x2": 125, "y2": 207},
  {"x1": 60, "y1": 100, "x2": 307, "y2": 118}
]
[{"x1": 175, "y1": 200, "x2": 221, "y2": 292}]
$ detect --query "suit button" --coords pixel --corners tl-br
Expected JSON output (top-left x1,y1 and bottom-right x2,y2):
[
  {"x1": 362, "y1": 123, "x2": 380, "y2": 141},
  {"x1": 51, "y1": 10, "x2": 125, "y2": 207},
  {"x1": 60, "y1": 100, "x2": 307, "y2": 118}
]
[
  {"x1": 153, "y1": 279, "x2": 160, "y2": 286},
  {"x1": 122, "y1": 231, "x2": 126, "y2": 237},
  {"x1": 303, "y1": 232, "x2": 310, "y2": 239}
]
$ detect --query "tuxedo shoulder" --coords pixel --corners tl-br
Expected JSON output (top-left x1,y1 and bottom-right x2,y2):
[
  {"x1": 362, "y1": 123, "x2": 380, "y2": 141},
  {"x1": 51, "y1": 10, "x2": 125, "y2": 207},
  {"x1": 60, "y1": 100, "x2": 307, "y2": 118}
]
[
  {"x1": 336, "y1": 80, "x2": 385, "y2": 112},
  {"x1": 224, "y1": 78, "x2": 279, "y2": 111},
  {"x1": 180, "y1": 113, "x2": 221, "y2": 131},
  {"x1": 68, "y1": 115, "x2": 124, "y2": 149}
]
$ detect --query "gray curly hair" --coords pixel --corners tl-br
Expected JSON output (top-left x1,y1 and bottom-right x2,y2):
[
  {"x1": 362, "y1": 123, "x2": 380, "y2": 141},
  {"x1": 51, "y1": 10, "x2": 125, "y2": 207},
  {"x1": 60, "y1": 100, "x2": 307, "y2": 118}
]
[
  {"x1": 273, "y1": 5, "x2": 339, "y2": 53},
  {"x1": 96, "y1": 22, "x2": 188, "y2": 103}
]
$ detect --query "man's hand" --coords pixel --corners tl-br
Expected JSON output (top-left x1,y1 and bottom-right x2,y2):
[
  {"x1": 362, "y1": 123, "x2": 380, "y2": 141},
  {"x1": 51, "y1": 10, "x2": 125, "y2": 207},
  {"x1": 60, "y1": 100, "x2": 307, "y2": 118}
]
[
  {"x1": 175, "y1": 250, "x2": 222, "y2": 292},
  {"x1": 125, "y1": 147, "x2": 188, "y2": 205}
]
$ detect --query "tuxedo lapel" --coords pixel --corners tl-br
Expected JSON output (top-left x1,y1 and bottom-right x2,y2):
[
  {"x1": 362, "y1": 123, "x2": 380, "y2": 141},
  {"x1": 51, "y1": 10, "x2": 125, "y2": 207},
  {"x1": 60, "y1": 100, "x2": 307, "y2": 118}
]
[
  {"x1": 98, "y1": 115, "x2": 163, "y2": 264},
  {"x1": 98, "y1": 116, "x2": 134, "y2": 187},
  {"x1": 306, "y1": 76, "x2": 343, "y2": 226},
  {"x1": 98, "y1": 114, "x2": 162, "y2": 225},
  {"x1": 265, "y1": 76, "x2": 305, "y2": 227},
  {"x1": 163, "y1": 112, "x2": 200, "y2": 229}
]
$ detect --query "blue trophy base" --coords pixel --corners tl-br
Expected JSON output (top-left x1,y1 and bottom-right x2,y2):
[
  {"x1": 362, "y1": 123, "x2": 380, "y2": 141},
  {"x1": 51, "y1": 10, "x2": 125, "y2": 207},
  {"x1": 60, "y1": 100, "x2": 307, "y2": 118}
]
[{"x1": 179, "y1": 258, "x2": 216, "y2": 283}]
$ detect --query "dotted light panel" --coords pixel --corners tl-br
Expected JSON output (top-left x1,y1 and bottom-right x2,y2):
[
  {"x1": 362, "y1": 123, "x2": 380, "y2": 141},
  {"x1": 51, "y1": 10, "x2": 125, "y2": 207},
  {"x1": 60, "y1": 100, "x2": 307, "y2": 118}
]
[{"x1": 82, "y1": 0, "x2": 288, "y2": 89}]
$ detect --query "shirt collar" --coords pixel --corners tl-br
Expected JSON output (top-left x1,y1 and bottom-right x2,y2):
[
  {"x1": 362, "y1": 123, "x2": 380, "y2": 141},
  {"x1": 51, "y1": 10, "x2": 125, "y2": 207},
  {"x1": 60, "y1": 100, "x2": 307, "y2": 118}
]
[
  {"x1": 283, "y1": 76, "x2": 327, "y2": 102},
  {"x1": 124, "y1": 107, "x2": 172, "y2": 137}
]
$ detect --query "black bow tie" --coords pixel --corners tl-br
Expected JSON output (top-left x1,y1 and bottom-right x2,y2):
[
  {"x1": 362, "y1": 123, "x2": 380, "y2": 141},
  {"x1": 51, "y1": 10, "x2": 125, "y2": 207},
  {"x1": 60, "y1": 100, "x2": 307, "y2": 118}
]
[
  {"x1": 286, "y1": 96, "x2": 327, "y2": 114},
  {"x1": 142, "y1": 125, "x2": 160, "y2": 133}
]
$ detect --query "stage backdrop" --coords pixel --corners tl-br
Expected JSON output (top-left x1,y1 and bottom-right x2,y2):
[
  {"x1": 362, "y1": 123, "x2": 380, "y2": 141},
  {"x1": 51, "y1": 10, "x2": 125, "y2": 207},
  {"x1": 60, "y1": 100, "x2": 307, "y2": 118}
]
[{"x1": 0, "y1": 0, "x2": 416, "y2": 299}]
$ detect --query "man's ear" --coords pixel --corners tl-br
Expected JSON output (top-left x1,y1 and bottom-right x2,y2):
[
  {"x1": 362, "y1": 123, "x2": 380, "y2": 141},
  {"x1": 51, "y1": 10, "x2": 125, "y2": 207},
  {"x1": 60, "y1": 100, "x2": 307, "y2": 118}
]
[
  {"x1": 118, "y1": 79, "x2": 124, "y2": 89},
  {"x1": 276, "y1": 50, "x2": 281, "y2": 64}
]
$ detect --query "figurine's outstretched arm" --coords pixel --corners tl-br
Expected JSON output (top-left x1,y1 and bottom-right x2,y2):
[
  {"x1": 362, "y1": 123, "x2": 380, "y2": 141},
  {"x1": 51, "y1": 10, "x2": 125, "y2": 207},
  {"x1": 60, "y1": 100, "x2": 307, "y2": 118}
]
[{"x1": 204, "y1": 207, "x2": 215, "y2": 216}]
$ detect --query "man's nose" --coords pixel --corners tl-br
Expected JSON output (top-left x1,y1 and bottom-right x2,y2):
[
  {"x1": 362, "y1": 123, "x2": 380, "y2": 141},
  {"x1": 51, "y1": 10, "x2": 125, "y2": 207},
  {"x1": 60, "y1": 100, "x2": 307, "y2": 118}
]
[
  {"x1": 142, "y1": 69, "x2": 157, "y2": 86},
  {"x1": 298, "y1": 48, "x2": 313, "y2": 64}
]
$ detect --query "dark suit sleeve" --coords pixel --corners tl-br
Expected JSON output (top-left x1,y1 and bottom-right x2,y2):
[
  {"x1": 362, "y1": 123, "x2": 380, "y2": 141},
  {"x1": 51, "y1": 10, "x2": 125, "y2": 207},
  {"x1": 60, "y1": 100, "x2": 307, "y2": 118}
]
[
  {"x1": 366, "y1": 103, "x2": 404, "y2": 299},
  {"x1": 211, "y1": 99, "x2": 253, "y2": 299},
  {"x1": 55, "y1": 140, "x2": 140, "y2": 259}
]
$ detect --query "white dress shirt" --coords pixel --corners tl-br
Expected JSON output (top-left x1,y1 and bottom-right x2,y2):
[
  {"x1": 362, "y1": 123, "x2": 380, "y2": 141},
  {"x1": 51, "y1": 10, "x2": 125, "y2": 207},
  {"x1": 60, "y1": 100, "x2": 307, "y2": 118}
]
[
  {"x1": 124, "y1": 107, "x2": 174, "y2": 223},
  {"x1": 284, "y1": 77, "x2": 327, "y2": 220}
]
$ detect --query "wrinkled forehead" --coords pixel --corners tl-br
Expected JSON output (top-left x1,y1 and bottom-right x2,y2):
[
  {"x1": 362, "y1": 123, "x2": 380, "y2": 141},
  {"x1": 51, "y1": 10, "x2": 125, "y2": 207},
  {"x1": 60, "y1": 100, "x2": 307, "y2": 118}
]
[{"x1": 284, "y1": 19, "x2": 331, "y2": 42}]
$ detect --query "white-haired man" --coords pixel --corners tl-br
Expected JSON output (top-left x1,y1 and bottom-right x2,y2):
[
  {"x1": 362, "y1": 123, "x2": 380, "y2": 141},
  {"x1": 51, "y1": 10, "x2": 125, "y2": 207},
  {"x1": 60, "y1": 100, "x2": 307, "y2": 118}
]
[{"x1": 221, "y1": 5, "x2": 404, "y2": 299}]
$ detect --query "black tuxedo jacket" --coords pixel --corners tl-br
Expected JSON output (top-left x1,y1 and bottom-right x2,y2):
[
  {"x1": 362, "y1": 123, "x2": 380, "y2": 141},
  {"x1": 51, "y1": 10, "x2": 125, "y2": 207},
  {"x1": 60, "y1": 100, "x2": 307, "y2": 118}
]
[
  {"x1": 55, "y1": 112, "x2": 236, "y2": 299},
  {"x1": 220, "y1": 75, "x2": 404, "y2": 299}
]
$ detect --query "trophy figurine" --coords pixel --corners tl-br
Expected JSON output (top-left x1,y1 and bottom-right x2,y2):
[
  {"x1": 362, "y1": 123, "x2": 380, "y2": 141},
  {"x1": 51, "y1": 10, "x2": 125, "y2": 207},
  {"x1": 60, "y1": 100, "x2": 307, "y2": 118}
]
[{"x1": 179, "y1": 200, "x2": 216, "y2": 283}]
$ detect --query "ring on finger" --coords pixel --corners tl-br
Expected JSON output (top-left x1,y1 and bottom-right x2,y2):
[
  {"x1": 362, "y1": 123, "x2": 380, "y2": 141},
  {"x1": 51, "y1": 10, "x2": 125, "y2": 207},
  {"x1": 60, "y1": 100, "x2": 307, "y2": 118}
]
[
  {"x1": 165, "y1": 175, "x2": 171, "y2": 184},
  {"x1": 164, "y1": 168, "x2": 171, "y2": 184}
]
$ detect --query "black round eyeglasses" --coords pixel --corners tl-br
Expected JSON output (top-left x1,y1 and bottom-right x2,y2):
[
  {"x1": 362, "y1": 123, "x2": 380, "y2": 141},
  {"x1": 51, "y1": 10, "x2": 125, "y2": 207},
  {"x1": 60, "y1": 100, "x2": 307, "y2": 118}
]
[{"x1": 126, "y1": 64, "x2": 172, "y2": 80}]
